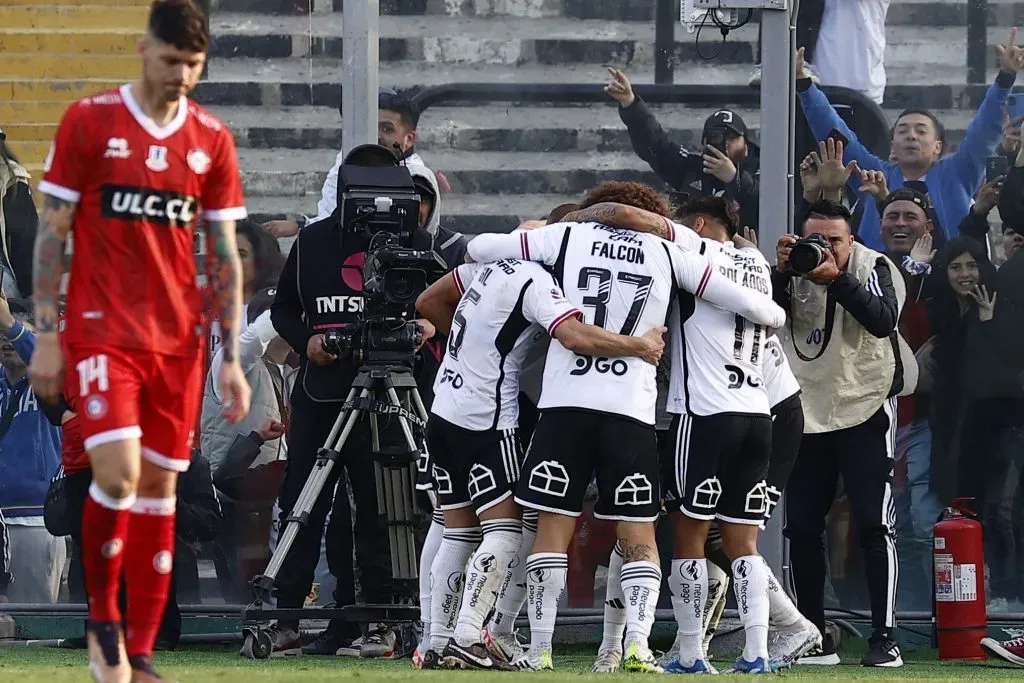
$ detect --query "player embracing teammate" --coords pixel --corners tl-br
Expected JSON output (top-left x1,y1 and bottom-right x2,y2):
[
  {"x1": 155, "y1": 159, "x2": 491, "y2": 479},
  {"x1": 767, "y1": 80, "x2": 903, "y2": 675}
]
[{"x1": 30, "y1": 2, "x2": 250, "y2": 681}]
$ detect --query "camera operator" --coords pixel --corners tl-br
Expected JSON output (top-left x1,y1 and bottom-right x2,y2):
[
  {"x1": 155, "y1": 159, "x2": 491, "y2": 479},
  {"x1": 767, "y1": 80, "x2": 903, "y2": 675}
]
[
  {"x1": 774, "y1": 200, "x2": 915, "y2": 667},
  {"x1": 268, "y1": 147, "x2": 440, "y2": 658}
]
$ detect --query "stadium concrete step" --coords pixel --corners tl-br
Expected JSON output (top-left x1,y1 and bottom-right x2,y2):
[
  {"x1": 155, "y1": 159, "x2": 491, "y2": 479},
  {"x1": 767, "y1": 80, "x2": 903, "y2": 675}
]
[
  {"x1": 215, "y1": 0, "x2": 1023, "y2": 27},
  {"x1": 0, "y1": 29, "x2": 143, "y2": 56},
  {"x1": 5, "y1": 101, "x2": 980, "y2": 169},
  {"x1": 209, "y1": 104, "x2": 980, "y2": 154},
  {"x1": 186, "y1": 57, "x2": 1003, "y2": 112},
  {"x1": 0, "y1": 4, "x2": 150, "y2": 30},
  {"x1": 244, "y1": 192, "x2": 578, "y2": 234},
  {"x1": 202, "y1": 14, "x2": 989, "y2": 72},
  {"x1": 0, "y1": 79, "x2": 124, "y2": 103}
]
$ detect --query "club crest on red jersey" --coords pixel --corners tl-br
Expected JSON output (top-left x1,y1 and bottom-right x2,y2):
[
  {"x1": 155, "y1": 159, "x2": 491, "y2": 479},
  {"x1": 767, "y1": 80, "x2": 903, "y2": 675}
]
[
  {"x1": 145, "y1": 145, "x2": 169, "y2": 172},
  {"x1": 187, "y1": 148, "x2": 211, "y2": 175}
]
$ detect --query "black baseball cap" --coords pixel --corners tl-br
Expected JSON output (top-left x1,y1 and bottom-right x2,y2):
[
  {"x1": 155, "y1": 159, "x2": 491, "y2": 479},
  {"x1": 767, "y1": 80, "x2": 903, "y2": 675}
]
[
  {"x1": 378, "y1": 87, "x2": 420, "y2": 129},
  {"x1": 703, "y1": 110, "x2": 748, "y2": 139},
  {"x1": 879, "y1": 187, "x2": 933, "y2": 214}
]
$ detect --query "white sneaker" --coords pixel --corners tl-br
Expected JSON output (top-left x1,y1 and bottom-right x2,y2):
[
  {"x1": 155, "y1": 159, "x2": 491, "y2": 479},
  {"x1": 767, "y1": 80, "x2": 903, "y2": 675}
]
[
  {"x1": 266, "y1": 624, "x2": 303, "y2": 657},
  {"x1": 768, "y1": 619, "x2": 822, "y2": 670},
  {"x1": 657, "y1": 633, "x2": 680, "y2": 668},
  {"x1": 590, "y1": 647, "x2": 623, "y2": 673},
  {"x1": 622, "y1": 640, "x2": 663, "y2": 674},
  {"x1": 360, "y1": 626, "x2": 396, "y2": 658},
  {"x1": 482, "y1": 624, "x2": 525, "y2": 664},
  {"x1": 513, "y1": 647, "x2": 554, "y2": 671},
  {"x1": 336, "y1": 635, "x2": 363, "y2": 657}
]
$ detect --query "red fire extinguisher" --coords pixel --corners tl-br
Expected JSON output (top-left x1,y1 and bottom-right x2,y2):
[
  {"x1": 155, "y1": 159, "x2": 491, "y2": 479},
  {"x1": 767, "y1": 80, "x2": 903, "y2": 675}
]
[{"x1": 933, "y1": 498, "x2": 987, "y2": 660}]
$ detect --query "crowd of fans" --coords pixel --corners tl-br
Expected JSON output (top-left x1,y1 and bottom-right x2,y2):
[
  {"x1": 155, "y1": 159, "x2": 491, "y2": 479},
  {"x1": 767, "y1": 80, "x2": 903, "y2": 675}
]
[{"x1": 1, "y1": 4, "x2": 1024, "y2": 665}]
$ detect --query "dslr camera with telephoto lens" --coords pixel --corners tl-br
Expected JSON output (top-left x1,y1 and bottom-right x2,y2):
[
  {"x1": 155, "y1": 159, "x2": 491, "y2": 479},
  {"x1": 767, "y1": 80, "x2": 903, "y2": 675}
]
[{"x1": 787, "y1": 234, "x2": 833, "y2": 276}]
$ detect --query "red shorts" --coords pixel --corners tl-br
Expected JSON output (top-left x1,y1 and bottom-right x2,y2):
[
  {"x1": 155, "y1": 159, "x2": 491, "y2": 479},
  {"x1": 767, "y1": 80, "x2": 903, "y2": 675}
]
[{"x1": 65, "y1": 345, "x2": 203, "y2": 472}]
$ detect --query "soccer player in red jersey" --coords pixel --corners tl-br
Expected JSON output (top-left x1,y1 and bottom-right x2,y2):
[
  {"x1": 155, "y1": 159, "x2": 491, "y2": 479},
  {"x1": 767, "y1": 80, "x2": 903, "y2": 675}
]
[{"x1": 28, "y1": 2, "x2": 251, "y2": 681}]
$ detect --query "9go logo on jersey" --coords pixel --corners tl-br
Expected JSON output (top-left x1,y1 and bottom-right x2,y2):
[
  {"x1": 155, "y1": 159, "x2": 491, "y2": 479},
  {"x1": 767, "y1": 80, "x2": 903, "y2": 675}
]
[{"x1": 570, "y1": 355, "x2": 628, "y2": 377}]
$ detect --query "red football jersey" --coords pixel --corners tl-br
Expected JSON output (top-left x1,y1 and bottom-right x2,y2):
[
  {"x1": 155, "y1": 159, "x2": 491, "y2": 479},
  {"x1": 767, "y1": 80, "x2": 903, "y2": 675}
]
[{"x1": 39, "y1": 84, "x2": 247, "y2": 357}]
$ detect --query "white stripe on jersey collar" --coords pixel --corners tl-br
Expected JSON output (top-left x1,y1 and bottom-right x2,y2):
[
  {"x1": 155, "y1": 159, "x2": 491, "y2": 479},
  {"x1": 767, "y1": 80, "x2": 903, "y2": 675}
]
[{"x1": 119, "y1": 83, "x2": 188, "y2": 140}]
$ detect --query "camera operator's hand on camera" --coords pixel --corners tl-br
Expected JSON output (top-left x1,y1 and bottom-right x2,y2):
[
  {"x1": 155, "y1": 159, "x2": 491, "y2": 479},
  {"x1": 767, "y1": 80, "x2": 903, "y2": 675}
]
[
  {"x1": 776, "y1": 234, "x2": 798, "y2": 271},
  {"x1": 857, "y1": 167, "x2": 889, "y2": 202},
  {"x1": 910, "y1": 233, "x2": 937, "y2": 265},
  {"x1": 219, "y1": 361, "x2": 251, "y2": 424},
  {"x1": 806, "y1": 248, "x2": 842, "y2": 286},
  {"x1": 702, "y1": 145, "x2": 737, "y2": 183},
  {"x1": 604, "y1": 68, "x2": 636, "y2": 108},
  {"x1": 307, "y1": 334, "x2": 337, "y2": 365},
  {"x1": 256, "y1": 418, "x2": 286, "y2": 442},
  {"x1": 415, "y1": 318, "x2": 436, "y2": 349},
  {"x1": 638, "y1": 326, "x2": 667, "y2": 366},
  {"x1": 262, "y1": 219, "x2": 300, "y2": 239}
]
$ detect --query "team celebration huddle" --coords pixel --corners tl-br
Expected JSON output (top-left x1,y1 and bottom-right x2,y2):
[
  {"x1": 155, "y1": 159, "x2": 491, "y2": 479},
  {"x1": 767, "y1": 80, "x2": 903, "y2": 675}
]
[{"x1": 412, "y1": 184, "x2": 827, "y2": 675}]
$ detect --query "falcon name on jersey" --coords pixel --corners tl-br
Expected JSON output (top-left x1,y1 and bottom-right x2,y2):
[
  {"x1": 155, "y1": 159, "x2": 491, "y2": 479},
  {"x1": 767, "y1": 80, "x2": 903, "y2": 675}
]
[
  {"x1": 667, "y1": 238, "x2": 774, "y2": 417},
  {"x1": 431, "y1": 259, "x2": 581, "y2": 432},
  {"x1": 496, "y1": 222, "x2": 689, "y2": 425}
]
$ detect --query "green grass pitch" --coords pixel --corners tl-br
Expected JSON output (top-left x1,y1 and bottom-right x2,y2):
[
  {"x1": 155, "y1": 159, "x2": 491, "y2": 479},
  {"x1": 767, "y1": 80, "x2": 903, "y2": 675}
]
[{"x1": 1, "y1": 645, "x2": 1023, "y2": 682}]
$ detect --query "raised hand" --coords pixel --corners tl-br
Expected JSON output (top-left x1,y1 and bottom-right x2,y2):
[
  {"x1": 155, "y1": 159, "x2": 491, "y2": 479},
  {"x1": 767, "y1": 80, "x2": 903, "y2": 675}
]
[
  {"x1": 800, "y1": 152, "x2": 822, "y2": 200},
  {"x1": 857, "y1": 167, "x2": 889, "y2": 201},
  {"x1": 816, "y1": 138, "x2": 856, "y2": 194},
  {"x1": 969, "y1": 284, "x2": 997, "y2": 322},
  {"x1": 998, "y1": 27, "x2": 1024, "y2": 73},
  {"x1": 795, "y1": 46, "x2": 811, "y2": 80},
  {"x1": 909, "y1": 233, "x2": 937, "y2": 265},
  {"x1": 604, "y1": 67, "x2": 636, "y2": 107}
]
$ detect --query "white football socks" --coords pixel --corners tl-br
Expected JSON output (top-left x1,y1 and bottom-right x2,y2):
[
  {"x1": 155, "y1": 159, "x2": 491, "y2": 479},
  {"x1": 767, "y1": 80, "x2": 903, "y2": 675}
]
[
  {"x1": 453, "y1": 518, "x2": 522, "y2": 646},
  {"x1": 489, "y1": 510, "x2": 536, "y2": 636},
  {"x1": 599, "y1": 541, "x2": 626, "y2": 653},
  {"x1": 525, "y1": 552, "x2": 567, "y2": 653},
  {"x1": 417, "y1": 511, "x2": 445, "y2": 655},
  {"x1": 428, "y1": 527, "x2": 480, "y2": 651},
  {"x1": 669, "y1": 558, "x2": 708, "y2": 663},
  {"x1": 732, "y1": 555, "x2": 770, "y2": 662},
  {"x1": 620, "y1": 560, "x2": 661, "y2": 647}
]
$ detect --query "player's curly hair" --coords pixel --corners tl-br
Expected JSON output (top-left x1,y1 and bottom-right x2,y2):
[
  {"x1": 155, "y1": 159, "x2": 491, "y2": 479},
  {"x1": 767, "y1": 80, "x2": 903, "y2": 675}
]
[
  {"x1": 581, "y1": 181, "x2": 670, "y2": 217},
  {"x1": 149, "y1": 0, "x2": 209, "y2": 53}
]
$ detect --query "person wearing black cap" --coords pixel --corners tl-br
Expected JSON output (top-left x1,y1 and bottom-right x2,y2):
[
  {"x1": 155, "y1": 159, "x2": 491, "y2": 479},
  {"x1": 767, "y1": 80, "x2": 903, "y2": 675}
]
[
  {"x1": 0, "y1": 130, "x2": 37, "y2": 299},
  {"x1": 604, "y1": 68, "x2": 760, "y2": 230},
  {"x1": 263, "y1": 88, "x2": 434, "y2": 239}
]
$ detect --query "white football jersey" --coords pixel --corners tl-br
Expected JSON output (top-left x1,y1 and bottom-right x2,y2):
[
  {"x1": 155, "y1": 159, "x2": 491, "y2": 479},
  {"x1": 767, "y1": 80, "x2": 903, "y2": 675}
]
[
  {"x1": 665, "y1": 225, "x2": 776, "y2": 417},
  {"x1": 763, "y1": 336, "x2": 801, "y2": 408},
  {"x1": 431, "y1": 260, "x2": 581, "y2": 431},
  {"x1": 467, "y1": 222, "x2": 784, "y2": 425}
]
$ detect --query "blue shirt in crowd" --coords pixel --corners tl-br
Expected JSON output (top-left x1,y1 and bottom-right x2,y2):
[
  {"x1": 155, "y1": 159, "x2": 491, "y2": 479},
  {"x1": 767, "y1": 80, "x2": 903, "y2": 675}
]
[
  {"x1": 798, "y1": 73, "x2": 1013, "y2": 249},
  {"x1": 0, "y1": 321, "x2": 62, "y2": 521}
]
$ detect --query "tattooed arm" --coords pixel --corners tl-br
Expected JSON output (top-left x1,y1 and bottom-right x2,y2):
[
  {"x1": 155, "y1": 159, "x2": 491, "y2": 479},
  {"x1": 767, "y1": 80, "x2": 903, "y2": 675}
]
[
  {"x1": 562, "y1": 203, "x2": 673, "y2": 239},
  {"x1": 32, "y1": 196, "x2": 75, "y2": 335},
  {"x1": 206, "y1": 220, "x2": 251, "y2": 423},
  {"x1": 206, "y1": 220, "x2": 244, "y2": 362},
  {"x1": 28, "y1": 195, "x2": 76, "y2": 401}
]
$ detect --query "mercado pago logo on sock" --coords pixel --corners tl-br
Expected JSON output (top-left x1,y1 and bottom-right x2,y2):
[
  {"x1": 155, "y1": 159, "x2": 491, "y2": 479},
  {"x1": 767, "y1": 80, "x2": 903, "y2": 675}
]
[{"x1": 629, "y1": 586, "x2": 651, "y2": 621}]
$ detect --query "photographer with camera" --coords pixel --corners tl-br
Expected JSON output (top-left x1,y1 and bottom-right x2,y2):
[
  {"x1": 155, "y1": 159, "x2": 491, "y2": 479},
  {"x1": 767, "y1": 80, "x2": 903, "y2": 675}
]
[
  {"x1": 773, "y1": 199, "x2": 914, "y2": 667},
  {"x1": 267, "y1": 146, "x2": 440, "y2": 657}
]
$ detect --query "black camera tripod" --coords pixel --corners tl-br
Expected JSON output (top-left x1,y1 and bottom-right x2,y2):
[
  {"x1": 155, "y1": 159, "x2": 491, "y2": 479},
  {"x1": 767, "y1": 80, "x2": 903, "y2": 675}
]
[{"x1": 240, "y1": 363, "x2": 430, "y2": 659}]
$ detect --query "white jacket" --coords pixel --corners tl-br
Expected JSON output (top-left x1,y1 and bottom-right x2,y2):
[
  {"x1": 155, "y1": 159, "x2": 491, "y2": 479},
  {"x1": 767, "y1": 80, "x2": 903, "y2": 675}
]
[{"x1": 310, "y1": 148, "x2": 427, "y2": 224}]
